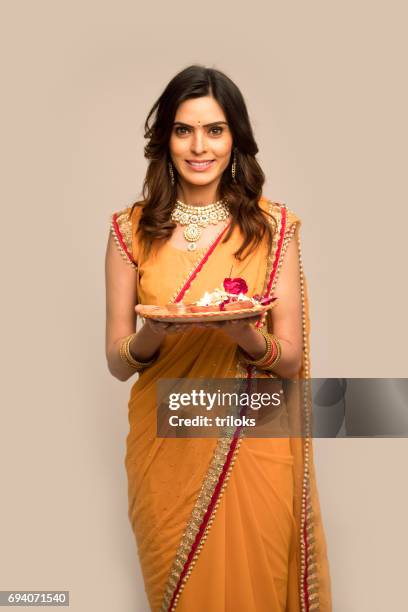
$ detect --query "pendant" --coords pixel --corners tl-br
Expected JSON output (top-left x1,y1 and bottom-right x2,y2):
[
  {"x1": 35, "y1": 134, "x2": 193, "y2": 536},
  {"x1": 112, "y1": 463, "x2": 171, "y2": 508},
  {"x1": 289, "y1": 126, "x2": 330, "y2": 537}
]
[
  {"x1": 187, "y1": 242, "x2": 197, "y2": 251},
  {"x1": 184, "y1": 223, "x2": 201, "y2": 242}
]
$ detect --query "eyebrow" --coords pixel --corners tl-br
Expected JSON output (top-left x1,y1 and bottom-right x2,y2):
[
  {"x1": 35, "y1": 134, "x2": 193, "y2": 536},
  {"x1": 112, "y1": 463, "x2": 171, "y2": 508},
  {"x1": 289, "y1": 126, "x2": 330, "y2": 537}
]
[{"x1": 173, "y1": 121, "x2": 228, "y2": 128}]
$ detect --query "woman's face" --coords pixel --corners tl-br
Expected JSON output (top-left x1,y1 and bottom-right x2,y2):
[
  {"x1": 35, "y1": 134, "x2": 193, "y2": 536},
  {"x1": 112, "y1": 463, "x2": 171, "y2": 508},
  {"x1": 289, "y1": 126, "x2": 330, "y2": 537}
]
[{"x1": 169, "y1": 96, "x2": 234, "y2": 190}]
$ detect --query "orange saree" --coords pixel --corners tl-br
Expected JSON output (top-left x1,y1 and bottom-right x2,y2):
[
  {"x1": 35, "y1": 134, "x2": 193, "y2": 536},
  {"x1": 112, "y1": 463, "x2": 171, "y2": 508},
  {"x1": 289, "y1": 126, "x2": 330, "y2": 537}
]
[{"x1": 110, "y1": 196, "x2": 332, "y2": 611}]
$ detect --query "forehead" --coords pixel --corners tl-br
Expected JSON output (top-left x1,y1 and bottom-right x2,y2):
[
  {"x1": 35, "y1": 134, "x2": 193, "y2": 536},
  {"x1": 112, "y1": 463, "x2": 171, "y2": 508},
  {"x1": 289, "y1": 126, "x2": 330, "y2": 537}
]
[{"x1": 174, "y1": 96, "x2": 227, "y2": 123}]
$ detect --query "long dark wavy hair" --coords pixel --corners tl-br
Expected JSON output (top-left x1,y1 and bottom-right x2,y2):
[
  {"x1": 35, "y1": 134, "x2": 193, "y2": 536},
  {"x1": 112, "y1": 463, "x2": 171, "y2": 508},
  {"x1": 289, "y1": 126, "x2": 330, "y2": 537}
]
[{"x1": 131, "y1": 64, "x2": 276, "y2": 261}]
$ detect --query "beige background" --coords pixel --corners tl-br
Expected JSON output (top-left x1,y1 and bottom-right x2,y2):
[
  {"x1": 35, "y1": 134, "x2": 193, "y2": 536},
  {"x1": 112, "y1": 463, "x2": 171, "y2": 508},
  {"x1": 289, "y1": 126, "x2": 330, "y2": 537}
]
[{"x1": 1, "y1": 1, "x2": 407, "y2": 610}]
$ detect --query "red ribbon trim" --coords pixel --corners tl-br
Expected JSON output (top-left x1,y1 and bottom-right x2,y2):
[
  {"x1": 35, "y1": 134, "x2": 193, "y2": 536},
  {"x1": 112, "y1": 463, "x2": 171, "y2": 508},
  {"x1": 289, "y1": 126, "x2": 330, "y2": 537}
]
[
  {"x1": 174, "y1": 222, "x2": 231, "y2": 303},
  {"x1": 264, "y1": 205, "x2": 287, "y2": 301},
  {"x1": 112, "y1": 212, "x2": 135, "y2": 265},
  {"x1": 168, "y1": 204, "x2": 288, "y2": 610},
  {"x1": 168, "y1": 366, "x2": 255, "y2": 610}
]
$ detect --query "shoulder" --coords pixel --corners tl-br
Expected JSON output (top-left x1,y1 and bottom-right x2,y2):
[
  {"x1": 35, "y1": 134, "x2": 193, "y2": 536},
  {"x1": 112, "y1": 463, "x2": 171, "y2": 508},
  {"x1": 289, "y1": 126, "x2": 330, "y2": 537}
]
[
  {"x1": 258, "y1": 196, "x2": 302, "y2": 227},
  {"x1": 109, "y1": 201, "x2": 144, "y2": 268}
]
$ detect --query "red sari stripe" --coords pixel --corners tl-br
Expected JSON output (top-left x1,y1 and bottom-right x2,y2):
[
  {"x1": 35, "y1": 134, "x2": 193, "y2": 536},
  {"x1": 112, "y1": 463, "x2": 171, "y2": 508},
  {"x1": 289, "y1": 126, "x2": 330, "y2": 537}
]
[
  {"x1": 168, "y1": 367, "x2": 255, "y2": 611},
  {"x1": 168, "y1": 204, "x2": 288, "y2": 610},
  {"x1": 265, "y1": 204, "x2": 287, "y2": 298},
  {"x1": 175, "y1": 222, "x2": 232, "y2": 302},
  {"x1": 254, "y1": 203, "x2": 287, "y2": 332},
  {"x1": 112, "y1": 211, "x2": 135, "y2": 265}
]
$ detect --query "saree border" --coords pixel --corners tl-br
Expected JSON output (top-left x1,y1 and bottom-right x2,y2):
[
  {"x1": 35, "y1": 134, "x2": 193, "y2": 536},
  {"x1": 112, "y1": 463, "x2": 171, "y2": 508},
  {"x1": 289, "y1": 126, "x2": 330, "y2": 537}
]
[
  {"x1": 168, "y1": 220, "x2": 232, "y2": 304},
  {"x1": 296, "y1": 231, "x2": 320, "y2": 612},
  {"x1": 110, "y1": 209, "x2": 137, "y2": 269},
  {"x1": 161, "y1": 200, "x2": 288, "y2": 611},
  {"x1": 258, "y1": 215, "x2": 320, "y2": 611}
]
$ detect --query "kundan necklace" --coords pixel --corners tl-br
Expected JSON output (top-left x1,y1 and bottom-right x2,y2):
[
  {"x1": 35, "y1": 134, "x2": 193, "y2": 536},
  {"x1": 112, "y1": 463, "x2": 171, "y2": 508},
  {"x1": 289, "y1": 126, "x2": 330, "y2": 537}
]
[{"x1": 171, "y1": 198, "x2": 230, "y2": 251}]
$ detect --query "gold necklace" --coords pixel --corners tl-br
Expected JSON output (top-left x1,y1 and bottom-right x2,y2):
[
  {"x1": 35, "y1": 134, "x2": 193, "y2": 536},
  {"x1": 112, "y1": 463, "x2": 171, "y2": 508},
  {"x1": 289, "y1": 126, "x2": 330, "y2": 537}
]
[{"x1": 171, "y1": 198, "x2": 230, "y2": 251}]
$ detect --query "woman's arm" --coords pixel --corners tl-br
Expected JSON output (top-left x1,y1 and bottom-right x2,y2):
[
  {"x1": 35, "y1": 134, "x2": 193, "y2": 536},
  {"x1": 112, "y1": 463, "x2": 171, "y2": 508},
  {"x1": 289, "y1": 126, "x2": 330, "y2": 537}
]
[
  {"x1": 105, "y1": 232, "x2": 165, "y2": 382},
  {"x1": 223, "y1": 230, "x2": 303, "y2": 379}
]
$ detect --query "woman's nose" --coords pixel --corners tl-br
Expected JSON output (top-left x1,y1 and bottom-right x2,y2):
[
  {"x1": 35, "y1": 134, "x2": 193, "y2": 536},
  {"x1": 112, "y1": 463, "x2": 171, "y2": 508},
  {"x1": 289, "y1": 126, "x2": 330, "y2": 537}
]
[{"x1": 191, "y1": 129, "x2": 207, "y2": 154}]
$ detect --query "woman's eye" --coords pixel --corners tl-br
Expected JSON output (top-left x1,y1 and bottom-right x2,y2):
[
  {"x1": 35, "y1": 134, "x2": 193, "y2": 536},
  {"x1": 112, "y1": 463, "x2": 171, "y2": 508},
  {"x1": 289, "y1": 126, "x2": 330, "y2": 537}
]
[
  {"x1": 175, "y1": 126, "x2": 190, "y2": 135},
  {"x1": 174, "y1": 125, "x2": 224, "y2": 136}
]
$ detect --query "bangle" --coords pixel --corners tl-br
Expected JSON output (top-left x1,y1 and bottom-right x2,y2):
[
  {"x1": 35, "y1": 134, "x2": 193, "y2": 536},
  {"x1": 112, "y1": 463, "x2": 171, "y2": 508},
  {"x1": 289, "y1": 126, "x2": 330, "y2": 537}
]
[
  {"x1": 239, "y1": 327, "x2": 271, "y2": 366},
  {"x1": 239, "y1": 327, "x2": 282, "y2": 371},
  {"x1": 260, "y1": 334, "x2": 282, "y2": 370},
  {"x1": 119, "y1": 333, "x2": 158, "y2": 371}
]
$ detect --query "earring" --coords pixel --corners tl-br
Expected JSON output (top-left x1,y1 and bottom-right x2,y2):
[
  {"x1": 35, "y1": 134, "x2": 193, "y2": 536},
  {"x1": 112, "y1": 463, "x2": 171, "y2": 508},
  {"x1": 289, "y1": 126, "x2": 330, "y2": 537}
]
[
  {"x1": 168, "y1": 161, "x2": 175, "y2": 186},
  {"x1": 231, "y1": 149, "x2": 237, "y2": 182}
]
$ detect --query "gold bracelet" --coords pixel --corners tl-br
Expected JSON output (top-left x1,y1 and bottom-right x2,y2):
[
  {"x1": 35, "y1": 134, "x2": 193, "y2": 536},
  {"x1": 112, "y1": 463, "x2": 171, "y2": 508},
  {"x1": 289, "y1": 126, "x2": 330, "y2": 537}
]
[
  {"x1": 119, "y1": 333, "x2": 158, "y2": 371},
  {"x1": 121, "y1": 334, "x2": 157, "y2": 370},
  {"x1": 239, "y1": 327, "x2": 272, "y2": 366},
  {"x1": 240, "y1": 328, "x2": 282, "y2": 371},
  {"x1": 260, "y1": 334, "x2": 282, "y2": 371}
]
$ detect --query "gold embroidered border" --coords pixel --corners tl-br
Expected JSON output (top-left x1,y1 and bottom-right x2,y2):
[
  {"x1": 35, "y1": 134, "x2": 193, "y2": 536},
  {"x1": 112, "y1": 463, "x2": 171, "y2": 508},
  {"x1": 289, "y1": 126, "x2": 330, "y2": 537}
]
[
  {"x1": 244, "y1": 212, "x2": 321, "y2": 611},
  {"x1": 272, "y1": 221, "x2": 297, "y2": 292},
  {"x1": 168, "y1": 221, "x2": 231, "y2": 304},
  {"x1": 296, "y1": 224, "x2": 320, "y2": 611},
  {"x1": 159, "y1": 222, "x2": 236, "y2": 611},
  {"x1": 160, "y1": 200, "x2": 287, "y2": 611},
  {"x1": 169, "y1": 250, "x2": 211, "y2": 304},
  {"x1": 261, "y1": 200, "x2": 284, "y2": 298},
  {"x1": 246, "y1": 199, "x2": 285, "y2": 339},
  {"x1": 164, "y1": 208, "x2": 322, "y2": 612},
  {"x1": 161, "y1": 435, "x2": 243, "y2": 611},
  {"x1": 264, "y1": 216, "x2": 321, "y2": 610},
  {"x1": 255, "y1": 208, "x2": 297, "y2": 375},
  {"x1": 109, "y1": 208, "x2": 137, "y2": 269}
]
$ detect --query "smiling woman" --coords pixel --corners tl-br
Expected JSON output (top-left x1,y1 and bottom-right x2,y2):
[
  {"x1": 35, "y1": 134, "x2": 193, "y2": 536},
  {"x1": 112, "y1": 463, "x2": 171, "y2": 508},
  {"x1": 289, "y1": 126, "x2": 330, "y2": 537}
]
[
  {"x1": 170, "y1": 107, "x2": 232, "y2": 186},
  {"x1": 105, "y1": 64, "x2": 333, "y2": 611}
]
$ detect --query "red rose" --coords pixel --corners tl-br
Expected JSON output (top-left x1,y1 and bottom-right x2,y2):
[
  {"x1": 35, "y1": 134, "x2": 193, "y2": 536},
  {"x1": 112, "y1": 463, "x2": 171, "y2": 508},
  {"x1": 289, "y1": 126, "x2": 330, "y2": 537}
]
[{"x1": 223, "y1": 277, "x2": 248, "y2": 295}]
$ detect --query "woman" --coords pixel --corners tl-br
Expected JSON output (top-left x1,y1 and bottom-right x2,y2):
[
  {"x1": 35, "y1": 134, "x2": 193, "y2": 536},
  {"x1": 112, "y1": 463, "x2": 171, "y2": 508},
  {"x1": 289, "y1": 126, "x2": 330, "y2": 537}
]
[{"x1": 105, "y1": 65, "x2": 332, "y2": 611}]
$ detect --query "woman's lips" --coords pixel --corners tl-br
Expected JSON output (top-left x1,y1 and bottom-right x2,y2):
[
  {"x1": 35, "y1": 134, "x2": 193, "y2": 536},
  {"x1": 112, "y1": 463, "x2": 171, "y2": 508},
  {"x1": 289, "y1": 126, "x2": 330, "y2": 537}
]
[{"x1": 185, "y1": 160, "x2": 215, "y2": 172}]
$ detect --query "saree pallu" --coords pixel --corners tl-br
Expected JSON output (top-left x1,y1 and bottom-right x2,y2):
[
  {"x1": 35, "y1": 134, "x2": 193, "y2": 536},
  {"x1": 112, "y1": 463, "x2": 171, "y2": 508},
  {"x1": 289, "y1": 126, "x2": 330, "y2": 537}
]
[{"x1": 111, "y1": 196, "x2": 332, "y2": 611}]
